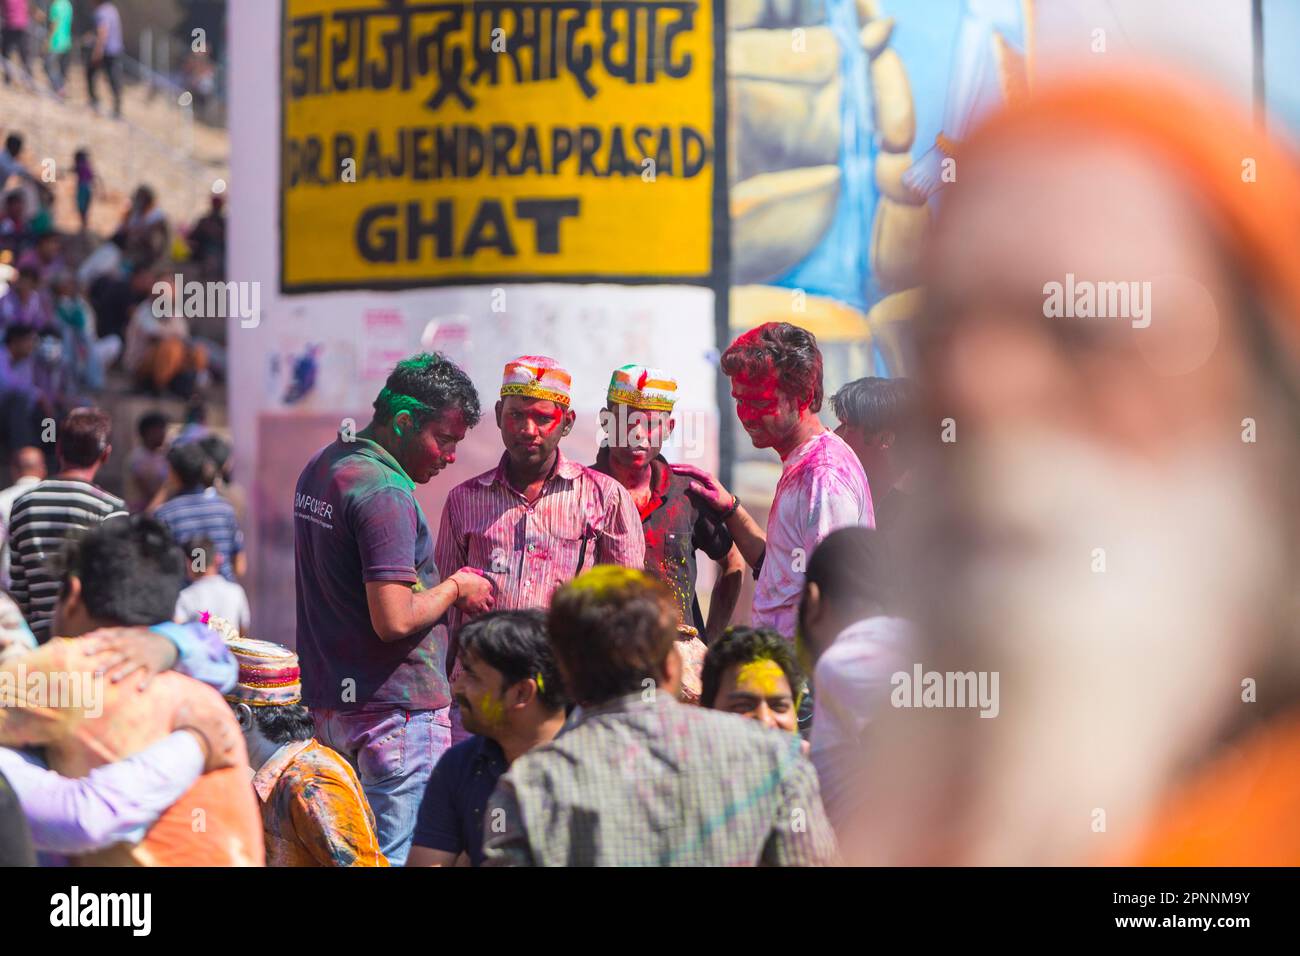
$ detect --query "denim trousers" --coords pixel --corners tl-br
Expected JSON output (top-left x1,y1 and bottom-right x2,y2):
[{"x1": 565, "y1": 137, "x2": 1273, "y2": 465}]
[{"x1": 312, "y1": 705, "x2": 451, "y2": 866}]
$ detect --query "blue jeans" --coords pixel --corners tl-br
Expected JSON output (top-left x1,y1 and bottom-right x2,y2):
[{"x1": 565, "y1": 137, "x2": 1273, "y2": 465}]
[{"x1": 312, "y1": 705, "x2": 451, "y2": 866}]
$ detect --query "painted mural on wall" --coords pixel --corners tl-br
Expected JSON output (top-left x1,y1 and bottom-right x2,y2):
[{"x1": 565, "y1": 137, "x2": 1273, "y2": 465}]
[
  {"x1": 726, "y1": 0, "x2": 1029, "y2": 496},
  {"x1": 728, "y1": 0, "x2": 1029, "y2": 370}
]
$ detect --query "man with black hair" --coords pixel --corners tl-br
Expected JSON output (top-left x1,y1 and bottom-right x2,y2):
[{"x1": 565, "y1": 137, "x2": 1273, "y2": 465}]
[
  {"x1": 294, "y1": 351, "x2": 493, "y2": 865},
  {"x1": 0, "y1": 133, "x2": 38, "y2": 192},
  {"x1": 409, "y1": 610, "x2": 567, "y2": 867},
  {"x1": 198, "y1": 432, "x2": 231, "y2": 479},
  {"x1": 125, "y1": 410, "x2": 169, "y2": 512},
  {"x1": 198, "y1": 433, "x2": 249, "y2": 528},
  {"x1": 174, "y1": 399, "x2": 210, "y2": 446},
  {"x1": 0, "y1": 586, "x2": 244, "y2": 865},
  {"x1": 483, "y1": 565, "x2": 836, "y2": 866},
  {"x1": 673, "y1": 322, "x2": 873, "y2": 639},
  {"x1": 798, "y1": 527, "x2": 911, "y2": 831},
  {"x1": 0, "y1": 323, "x2": 50, "y2": 454},
  {"x1": 175, "y1": 534, "x2": 249, "y2": 632},
  {"x1": 831, "y1": 376, "x2": 916, "y2": 540},
  {"x1": 701, "y1": 627, "x2": 804, "y2": 736},
  {"x1": 0, "y1": 445, "x2": 44, "y2": 588},
  {"x1": 155, "y1": 439, "x2": 245, "y2": 581},
  {"x1": 221, "y1": 633, "x2": 386, "y2": 867},
  {"x1": 0, "y1": 514, "x2": 264, "y2": 865},
  {"x1": 8, "y1": 407, "x2": 125, "y2": 643},
  {"x1": 590, "y1": 363, "x2": 742, "y2": 643}
]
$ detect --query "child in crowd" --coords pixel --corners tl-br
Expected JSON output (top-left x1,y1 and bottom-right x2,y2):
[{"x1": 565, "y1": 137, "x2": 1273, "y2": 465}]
[
  {"x1": 74, "y1": 149, "x2": 99, "y2": 233},
  {"x1": 174, "y1": 534, "x2": 250, "y2": 635}
]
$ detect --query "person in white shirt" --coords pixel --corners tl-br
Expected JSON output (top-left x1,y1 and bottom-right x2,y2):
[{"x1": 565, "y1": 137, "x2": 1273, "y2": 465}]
[
  {"x1": 0, "y1": 445, "x2": 45, "y2": 590},
  {"x1": 673, "y1": 322, "x2": 874, "y2": 639},
  {"x1": 797, "y1": 527, "x2": 911, "y2": 835},
  {"x1": 174, "y1": 534, "x2": 250, "y2": 635}
]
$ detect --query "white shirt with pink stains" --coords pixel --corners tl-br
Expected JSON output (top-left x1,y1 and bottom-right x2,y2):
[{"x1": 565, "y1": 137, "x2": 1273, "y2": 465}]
[
  {"x1": 811, "y1": 615, "x2": 913, "y2": 829},
  {"x1": 752, "y1": 430, "x2": 874, "y2": 638}
]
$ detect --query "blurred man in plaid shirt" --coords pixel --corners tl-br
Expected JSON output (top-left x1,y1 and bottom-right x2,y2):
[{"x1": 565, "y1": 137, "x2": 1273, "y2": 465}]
[{"x1": 483, "y1": 566, "x2": 837, "y2": 866}]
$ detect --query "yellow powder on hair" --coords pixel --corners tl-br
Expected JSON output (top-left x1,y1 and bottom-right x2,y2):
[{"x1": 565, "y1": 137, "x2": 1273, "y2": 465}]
[
  {"x1": 735, "y1": 658, "x2": 787, "y2": 698},
  {"x1": 566, "y1": 564, "x2": 650, "y2": 596}
]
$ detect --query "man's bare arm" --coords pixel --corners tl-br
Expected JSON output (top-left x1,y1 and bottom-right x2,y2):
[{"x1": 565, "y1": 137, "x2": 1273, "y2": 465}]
[
  {"x1": 705, "y1": 544, "x2": 745, "y2": 642},
  {"x1": 366, "y1": 570, "x2": 493, "y2": 643},
  {"x1": 721, "y1": 505, "x2": 766, "y2": 570}
]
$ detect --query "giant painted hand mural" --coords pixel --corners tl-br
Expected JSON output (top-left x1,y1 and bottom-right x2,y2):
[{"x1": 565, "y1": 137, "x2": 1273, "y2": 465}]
[{"x1": 727, "y1": 0, "x2": 1030, "y2": 392}]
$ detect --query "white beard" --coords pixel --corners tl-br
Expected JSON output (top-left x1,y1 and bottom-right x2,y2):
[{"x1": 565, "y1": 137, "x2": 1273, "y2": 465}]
[{"x1": 846, "y1": 426, "x2": 1287, "y2": 865}]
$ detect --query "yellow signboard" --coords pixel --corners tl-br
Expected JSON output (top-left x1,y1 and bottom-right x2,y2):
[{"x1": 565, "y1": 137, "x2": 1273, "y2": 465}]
[{"x1": 281, "y1": 0, "x2": 722, "y2": 291}]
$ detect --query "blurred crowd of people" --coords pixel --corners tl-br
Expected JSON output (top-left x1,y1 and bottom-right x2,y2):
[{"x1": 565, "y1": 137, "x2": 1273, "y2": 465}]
[
  {"x1": 0, "y1": 1, "x2": 224, "y2": 124},
  {"x1": 0, "y1": 329, "x2": 889, "y2": 867},
  {"x1": 3, "y1": 66, "x2": 1300, "y2": 869},
  {"x1": 0, "y1": 127, "x2": 228, "y2": 474},
  {"x1": 2, "y1": 1, "x2": 125, "y2": 116}
]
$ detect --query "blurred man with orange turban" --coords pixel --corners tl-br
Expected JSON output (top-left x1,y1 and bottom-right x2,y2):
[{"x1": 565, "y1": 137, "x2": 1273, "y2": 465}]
[{"x1": 843, "y1": 69, "x2": 1300, "y2": 866}]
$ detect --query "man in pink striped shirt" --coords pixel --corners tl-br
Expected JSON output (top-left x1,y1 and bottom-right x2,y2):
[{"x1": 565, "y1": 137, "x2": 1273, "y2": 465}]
[{"x1": 435, "y1": 356, "x2": 645, "y2": 735}]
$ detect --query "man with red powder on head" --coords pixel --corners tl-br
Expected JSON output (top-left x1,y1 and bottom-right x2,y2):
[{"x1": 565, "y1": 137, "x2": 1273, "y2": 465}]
[
  {"x1": 435, "y1": 355, "x2": 645, "y2": 734},
  {"x1": 674, "y1": 322, "x2": 874, "y2": 641}
]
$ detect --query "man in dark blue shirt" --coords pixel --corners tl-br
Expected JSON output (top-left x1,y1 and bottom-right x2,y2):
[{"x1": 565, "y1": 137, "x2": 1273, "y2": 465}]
[
  {"x1": 407, "y1": 610, "x2": 566, "y2": 867},
  {"x1": 294, "y1": 353, "x2": 493, "y2": 866},
  {"x1": 155, "y1": 441, "x2": 244, "y2": 581}
]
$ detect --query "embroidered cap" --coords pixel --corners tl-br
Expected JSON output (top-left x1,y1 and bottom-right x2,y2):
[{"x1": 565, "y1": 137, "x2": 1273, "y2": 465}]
[
  {"x1": 218, "y1": 630, "x2": 302, "y2": 707},
  {"x1": 607, "y1": 364, "x2": 677, "y2": 412},
  {"x1": 501, "y1": 355, "x2": 572, "y2": 408}
]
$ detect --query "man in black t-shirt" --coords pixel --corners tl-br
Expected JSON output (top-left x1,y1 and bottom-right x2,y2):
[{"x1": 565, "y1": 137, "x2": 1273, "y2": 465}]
[
  {"x1": 293, "y1": 353, "x2": 492, "y2": 866},
  {"x1": 591, "y1": 364, "x2": 744, "y2": 643}
]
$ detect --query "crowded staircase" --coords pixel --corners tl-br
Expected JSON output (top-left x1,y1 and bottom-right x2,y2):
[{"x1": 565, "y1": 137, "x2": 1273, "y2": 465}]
[{"x1": 0, "y1": 62, "x2": 229, "y2": 496}]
